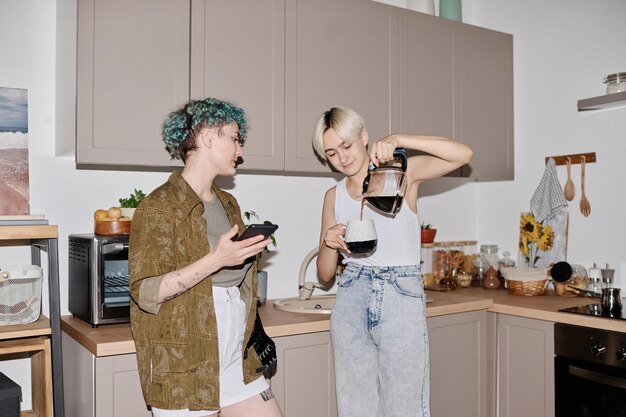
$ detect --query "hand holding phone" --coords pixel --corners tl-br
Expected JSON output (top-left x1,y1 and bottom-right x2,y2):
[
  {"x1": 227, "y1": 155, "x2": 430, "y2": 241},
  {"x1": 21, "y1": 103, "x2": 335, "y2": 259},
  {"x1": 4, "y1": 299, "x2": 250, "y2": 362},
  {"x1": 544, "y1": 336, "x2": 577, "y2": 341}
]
[{"x1": 235, "y1": 224, "x2": 278, "y2": 241}]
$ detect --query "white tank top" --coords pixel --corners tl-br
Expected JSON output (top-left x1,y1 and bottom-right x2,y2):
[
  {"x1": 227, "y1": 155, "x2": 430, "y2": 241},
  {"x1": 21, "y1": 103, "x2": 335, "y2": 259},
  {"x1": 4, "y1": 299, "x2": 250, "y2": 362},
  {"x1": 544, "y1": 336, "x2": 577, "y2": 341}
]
[{"x1": 334, "y1": 178, "x2": 421, "y2": 267}]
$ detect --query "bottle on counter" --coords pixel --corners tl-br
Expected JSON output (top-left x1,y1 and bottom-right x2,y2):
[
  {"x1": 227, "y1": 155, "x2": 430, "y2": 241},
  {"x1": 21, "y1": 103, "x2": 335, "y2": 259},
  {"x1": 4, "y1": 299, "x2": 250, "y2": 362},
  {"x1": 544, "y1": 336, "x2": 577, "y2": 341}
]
[{"x1": 421, "y1": 243, "x2": 435, "y2": 286}]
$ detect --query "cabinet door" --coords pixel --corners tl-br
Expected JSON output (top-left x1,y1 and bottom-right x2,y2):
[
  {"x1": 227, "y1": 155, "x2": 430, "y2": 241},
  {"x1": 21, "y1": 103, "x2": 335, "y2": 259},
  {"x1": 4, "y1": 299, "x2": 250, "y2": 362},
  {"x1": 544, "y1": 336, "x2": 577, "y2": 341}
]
[
  {"x1": 455, "y1": 25, "x2": 514, "y2": 180},
  {"x1": 285, "y1": 0, "x2": 399, "y2": 174},
  {"x1": 497, "y1": 314, "x2": 554, "y2": 417},
  {"x1": 95, "y1": 353, "x2": 152, "y2": 417},
  {"x1": 399, "y1": 10, "x2": 454, "y2": 140},
  {"x1": 76, "y1": 0, "x2": 190, "y2": 168},
  {"x1": 272, "y1": 332, "x2": 337, "y2": 417},
  {"x1": 428, "y1": 310, "x2": 490, "y2": 417},
  {"x1": 190, "y1": 0, "x2": 286, "y2": 171}
]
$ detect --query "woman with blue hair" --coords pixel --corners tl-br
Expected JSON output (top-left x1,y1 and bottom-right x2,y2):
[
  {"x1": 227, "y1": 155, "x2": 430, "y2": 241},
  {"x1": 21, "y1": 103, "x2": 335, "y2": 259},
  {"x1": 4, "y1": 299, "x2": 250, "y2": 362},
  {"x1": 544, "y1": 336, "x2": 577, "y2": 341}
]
[{"x1": 129, "y1": 98, "x2": 283, "y2": 417}]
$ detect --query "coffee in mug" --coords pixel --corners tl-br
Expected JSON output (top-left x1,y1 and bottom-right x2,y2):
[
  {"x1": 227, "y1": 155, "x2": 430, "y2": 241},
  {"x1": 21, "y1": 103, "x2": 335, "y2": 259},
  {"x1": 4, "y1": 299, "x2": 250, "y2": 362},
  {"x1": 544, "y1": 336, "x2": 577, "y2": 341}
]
[{"x1": 345, "y1": 219, "x2": 377, "y2": 254}]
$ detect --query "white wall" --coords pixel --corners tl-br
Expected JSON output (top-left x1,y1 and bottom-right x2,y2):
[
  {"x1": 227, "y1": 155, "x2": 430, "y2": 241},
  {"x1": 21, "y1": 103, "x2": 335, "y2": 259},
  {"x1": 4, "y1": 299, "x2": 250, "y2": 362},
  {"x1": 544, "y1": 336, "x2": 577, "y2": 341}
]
[{"x1": 1, "y1": 0, "x2": 626, "y2": 409}]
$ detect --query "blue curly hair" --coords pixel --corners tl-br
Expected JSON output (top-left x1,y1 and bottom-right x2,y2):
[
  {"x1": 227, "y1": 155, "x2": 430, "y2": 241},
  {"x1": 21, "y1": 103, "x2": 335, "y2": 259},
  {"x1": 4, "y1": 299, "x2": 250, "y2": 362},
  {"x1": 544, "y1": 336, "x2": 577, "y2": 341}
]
[{"x1": 162, "y1": 98, "x2": 248, "y2": 161}]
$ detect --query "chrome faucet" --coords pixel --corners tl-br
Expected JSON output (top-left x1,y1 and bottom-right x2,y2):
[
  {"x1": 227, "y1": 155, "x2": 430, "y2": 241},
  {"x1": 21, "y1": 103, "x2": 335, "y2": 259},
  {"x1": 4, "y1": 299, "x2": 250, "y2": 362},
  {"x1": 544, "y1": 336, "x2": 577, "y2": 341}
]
[{"x1": 298, "y1": 247, "x2": 324, "y2": 300}]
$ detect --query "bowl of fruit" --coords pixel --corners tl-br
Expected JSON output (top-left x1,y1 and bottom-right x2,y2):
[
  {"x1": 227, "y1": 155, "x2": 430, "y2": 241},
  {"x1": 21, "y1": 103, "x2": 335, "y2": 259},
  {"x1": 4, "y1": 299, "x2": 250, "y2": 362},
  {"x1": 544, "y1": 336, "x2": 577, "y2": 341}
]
[{"x1": 94, "y1": 207, "x2": 131, "y2": 236}]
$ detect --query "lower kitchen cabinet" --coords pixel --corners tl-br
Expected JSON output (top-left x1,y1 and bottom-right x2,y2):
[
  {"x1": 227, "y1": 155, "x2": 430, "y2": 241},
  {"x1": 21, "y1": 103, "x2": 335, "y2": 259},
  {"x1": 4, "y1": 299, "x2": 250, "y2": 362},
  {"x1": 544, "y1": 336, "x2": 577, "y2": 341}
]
[
  {"x1": 428, "y1": 310, "x2": 493, "y2": 417},
  {"x1": 62, "y1": 332, "x2": 151, "y2": 417},
  {"x1": 497, "y1": 314, "x2": 555, "y2": 417},
  {"x1": 272, "y1": 331, "x2": 337, "y2": 417}
]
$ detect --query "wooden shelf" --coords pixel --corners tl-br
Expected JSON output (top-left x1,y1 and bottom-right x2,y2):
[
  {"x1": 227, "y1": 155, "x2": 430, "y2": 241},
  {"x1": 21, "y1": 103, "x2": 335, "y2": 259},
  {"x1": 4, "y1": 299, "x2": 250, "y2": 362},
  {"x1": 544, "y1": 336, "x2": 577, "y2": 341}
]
[
  {"x1": 0, "y1": 336, "x2": 53, "y2": 417},
  {"x1": 578, "y1": 91, "x2": 626, "y2": 111},
  {"x1": 0, "y1": 316, "x2": 51, "y2": 341},
  {"x1": 0, "y1": 225, "x2": 58, "y2": 240}
]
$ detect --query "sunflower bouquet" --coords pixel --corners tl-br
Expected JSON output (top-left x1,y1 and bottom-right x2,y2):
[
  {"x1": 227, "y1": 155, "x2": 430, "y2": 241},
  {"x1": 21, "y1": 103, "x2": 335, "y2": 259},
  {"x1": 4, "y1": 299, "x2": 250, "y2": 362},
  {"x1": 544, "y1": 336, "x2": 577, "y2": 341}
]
[{"x1": 519, "y1": 212, "x2": 554, "y2": 267}]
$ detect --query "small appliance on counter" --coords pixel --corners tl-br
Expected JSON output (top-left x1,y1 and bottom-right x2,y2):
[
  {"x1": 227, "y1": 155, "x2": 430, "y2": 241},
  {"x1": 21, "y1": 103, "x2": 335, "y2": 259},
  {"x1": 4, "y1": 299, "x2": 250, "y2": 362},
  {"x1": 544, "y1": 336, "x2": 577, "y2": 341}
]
[{"x1": 68, "y1": 234, "x2": 130, "y2": 327}]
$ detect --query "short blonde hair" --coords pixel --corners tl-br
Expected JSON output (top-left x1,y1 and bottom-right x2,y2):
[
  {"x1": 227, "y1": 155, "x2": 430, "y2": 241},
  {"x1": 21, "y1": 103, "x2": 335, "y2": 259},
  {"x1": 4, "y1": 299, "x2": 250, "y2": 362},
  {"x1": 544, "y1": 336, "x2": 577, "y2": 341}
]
[{"x1": 312, "y1": 106, "x2": 365, "y2": 160}]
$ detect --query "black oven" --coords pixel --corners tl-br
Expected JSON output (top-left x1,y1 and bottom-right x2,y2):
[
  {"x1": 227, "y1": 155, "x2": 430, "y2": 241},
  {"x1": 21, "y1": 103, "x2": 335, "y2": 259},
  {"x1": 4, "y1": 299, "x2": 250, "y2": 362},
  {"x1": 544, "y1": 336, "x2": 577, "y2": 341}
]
[
  {"x1": 555, "y1": 323, "x2": 626, "y2": 417},
  {"x1": 68, "y1": 234, "x2": 130, "y2": 327}
]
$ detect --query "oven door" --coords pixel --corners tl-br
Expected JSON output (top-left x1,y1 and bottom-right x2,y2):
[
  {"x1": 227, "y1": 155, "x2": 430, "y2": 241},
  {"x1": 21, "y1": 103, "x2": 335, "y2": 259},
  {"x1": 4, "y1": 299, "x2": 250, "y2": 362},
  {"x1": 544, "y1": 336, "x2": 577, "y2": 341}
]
[
  {"x1": 555, "y1": 355, "x2": 626, "y2": 417},
  {"x1": 98, "y1": 241, "x2": 130, "y2": 323}
]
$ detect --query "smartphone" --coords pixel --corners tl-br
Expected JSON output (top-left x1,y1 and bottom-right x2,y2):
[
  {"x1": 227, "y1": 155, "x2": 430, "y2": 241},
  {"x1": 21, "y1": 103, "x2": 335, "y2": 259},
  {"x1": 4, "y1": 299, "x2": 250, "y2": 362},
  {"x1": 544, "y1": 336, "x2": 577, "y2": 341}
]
[{"x1": 235, "y1": 224, "x2": 278, "y2": 241}]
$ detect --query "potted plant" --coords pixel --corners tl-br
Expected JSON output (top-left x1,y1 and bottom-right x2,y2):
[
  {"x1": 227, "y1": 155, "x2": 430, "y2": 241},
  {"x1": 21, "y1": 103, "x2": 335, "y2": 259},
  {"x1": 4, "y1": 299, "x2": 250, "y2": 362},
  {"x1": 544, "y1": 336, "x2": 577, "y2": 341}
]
[
  {"x1": 244, "y1": 210, "x2": 277, "y2": 306},
  {"x1": 118, "y1": 189, "x2": 146, "y2": 220},
  {"x1": 420, "y1": 222, "x2": 437, "y2": 243}
]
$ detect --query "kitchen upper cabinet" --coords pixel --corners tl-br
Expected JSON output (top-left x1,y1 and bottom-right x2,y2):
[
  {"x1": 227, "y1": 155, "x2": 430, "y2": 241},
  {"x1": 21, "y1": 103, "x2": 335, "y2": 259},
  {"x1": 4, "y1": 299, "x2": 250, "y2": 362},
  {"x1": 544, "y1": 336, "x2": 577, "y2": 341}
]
[
  {"x1": 190, "y1": 0, "x2": 286, "y2": 171},
  {"x1": 74, "y1": 0, "x2": 512, "y2": 178},
  {"x1": 76, "y1": 0, "x2": 190, "y2": 168},
  {"x1": 284, "y1": 0, "x2": 399, "y2": 174},
  {"x1": 399, "y1": 10, "x2": 454, "y2": 140},
  {"x1": 399, "y1": 11, "x2": 513, "y2": 180},
  {"x1": 272, "y1": 331, "x2": 337, "y2": 417},
  {"x1": 455, "y1": 24, "x2": 514, "y2": 180},
  {"x1": 497, "y1": 314, "x2": 555, "y2": 417}
]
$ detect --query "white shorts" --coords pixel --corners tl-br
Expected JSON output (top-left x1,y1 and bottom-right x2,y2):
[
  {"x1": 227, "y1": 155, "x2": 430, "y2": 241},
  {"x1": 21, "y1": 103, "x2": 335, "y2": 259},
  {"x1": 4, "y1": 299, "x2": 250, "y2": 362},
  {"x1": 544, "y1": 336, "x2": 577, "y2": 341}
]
[{"x1": 152, "y1": 286, "x2": 269, "y2": 417}]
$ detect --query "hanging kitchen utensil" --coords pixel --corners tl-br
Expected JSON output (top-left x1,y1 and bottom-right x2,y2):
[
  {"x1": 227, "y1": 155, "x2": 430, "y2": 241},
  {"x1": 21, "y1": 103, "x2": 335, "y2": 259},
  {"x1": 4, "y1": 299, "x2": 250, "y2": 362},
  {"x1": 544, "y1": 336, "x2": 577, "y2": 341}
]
[
  {"x1": 563, "y1": 157, "x2": 575, "y2": 201},
  {"x1": 579, "y1": 155, "x2": 591, "y2": 217}
]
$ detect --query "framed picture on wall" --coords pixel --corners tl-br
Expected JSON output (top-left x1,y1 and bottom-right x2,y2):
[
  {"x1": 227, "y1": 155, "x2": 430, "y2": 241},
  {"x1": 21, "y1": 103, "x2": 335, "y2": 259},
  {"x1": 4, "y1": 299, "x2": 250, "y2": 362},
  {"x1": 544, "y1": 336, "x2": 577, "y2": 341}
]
[{"x1": 0, "y1": 87, "x2": 30, "y2": 216}]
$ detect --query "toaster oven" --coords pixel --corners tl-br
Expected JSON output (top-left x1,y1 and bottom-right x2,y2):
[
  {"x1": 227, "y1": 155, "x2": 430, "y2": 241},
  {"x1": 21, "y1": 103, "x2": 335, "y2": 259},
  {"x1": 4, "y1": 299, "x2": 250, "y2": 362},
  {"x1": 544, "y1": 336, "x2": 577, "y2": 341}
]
[{"x1": 68, "y1": 234, "x2": 130, "y2": 327}]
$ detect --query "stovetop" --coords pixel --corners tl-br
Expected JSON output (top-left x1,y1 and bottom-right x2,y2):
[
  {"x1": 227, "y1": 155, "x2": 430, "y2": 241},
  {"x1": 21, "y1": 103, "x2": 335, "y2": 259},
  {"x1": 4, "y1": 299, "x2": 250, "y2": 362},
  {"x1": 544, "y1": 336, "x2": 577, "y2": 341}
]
[{"x1": 559, "y1": 303, "x2": 626, "y2": 321}]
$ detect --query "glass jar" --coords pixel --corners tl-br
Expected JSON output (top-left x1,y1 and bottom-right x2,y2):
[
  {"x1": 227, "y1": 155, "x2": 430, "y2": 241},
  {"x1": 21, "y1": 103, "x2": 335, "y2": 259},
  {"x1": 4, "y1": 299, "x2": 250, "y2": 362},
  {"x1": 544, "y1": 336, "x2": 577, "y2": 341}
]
[
  {"x1": 432, "y1": 242, "x2": 451, "y2": 283},
  {"x1": 604, "y1": 72, "x2": 626, "y2": 94},
  {"x1": 480, "y1": 244, "x2": 499, "y2": 270},
  {"x1": 498, "y1": 251, "x2": 516, "y2": 288},
  {"x1": 553, "y1": 263, "x2": 589, "y2": 297},
  {"x1": 472, "y1": 254, "x2": 489, "y2": 287},
  {"x1": 420, "y1": 243, "x2": 435, "y2": 286},
  {"x1": 448, "y1": 241, "x2": 465, "y2": 278},
  {"x1": 462, "y1": 241, "x2": 478, "y2": 274}
]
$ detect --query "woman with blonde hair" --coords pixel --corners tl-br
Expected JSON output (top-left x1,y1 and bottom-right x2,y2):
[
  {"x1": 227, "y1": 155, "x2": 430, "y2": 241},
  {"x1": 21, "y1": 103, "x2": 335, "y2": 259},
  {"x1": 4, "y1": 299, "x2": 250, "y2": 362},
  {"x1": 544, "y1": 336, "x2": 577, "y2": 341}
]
[{"x1": 312, "y1": 106, "x2": 472, "y2": 417}]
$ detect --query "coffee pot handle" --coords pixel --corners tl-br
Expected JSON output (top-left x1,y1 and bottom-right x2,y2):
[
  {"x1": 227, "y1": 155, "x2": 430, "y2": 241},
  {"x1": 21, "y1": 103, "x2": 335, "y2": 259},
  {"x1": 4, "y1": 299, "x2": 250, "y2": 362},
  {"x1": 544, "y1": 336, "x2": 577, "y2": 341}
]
[{"x1": 394, "y1": 147, "x2": 407, "y2": 171}]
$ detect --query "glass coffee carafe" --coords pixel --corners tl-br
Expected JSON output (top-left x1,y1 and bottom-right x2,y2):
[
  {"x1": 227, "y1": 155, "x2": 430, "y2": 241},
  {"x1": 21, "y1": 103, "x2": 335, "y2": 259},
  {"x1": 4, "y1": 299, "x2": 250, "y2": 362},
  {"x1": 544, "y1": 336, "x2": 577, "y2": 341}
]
[{"x1": 362, "y1": 148, "x2": 408, "y2": 215}]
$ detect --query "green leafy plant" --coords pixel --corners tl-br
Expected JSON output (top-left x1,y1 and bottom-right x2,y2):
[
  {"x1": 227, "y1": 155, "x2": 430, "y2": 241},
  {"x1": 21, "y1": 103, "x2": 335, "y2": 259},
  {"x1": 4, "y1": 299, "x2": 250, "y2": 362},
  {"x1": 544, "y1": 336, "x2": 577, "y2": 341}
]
[
  {"x1": 244, "y1": 210, "x2": 277, "y2": 252},
  {"x1": 119, "y1": 189, "x2": 146, "y2": 208},
  {"x1": 421, "y1": 222, "x2": 434, "y2": 230}
]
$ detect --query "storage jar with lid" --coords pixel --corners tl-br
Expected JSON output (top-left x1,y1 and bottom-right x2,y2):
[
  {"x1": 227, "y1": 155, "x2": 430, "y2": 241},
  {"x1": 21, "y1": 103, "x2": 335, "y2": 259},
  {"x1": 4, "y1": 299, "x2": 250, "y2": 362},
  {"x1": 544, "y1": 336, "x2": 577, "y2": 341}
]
[
  {"x1": 462, "y1": 241, "x2": 478, "y2": 273},
  {"x1": 480, "y1": 244, "x2": 499, "y2": 269},
  {"x1": 432, "y1": 242, "x2": 451, "y2": 283},
  {"x1": 448, "y1": 242, "x2": 465, "y2": 278},
  {"x1": 498, "y1": 251, "x2": 515, "y2": 288},
  {"x1": 604, "y1": 72, "x2": 626, "y2": 94},
  {"x1": 421, "y1": 243, "x2": 435, "y2": 286}
]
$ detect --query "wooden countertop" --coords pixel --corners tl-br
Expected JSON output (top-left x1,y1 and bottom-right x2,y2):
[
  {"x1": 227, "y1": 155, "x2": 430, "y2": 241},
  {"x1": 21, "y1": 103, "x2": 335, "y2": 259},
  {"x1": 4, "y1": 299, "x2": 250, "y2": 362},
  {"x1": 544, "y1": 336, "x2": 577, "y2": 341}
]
[{"x1": 61, "y1": 288, "x2": 626, "y2": 357}]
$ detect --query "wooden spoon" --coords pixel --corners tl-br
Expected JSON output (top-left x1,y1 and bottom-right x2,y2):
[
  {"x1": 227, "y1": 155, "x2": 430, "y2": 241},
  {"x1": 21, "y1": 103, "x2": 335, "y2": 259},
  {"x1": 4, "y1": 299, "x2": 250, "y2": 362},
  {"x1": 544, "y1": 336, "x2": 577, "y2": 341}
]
[
  {"x1": 579, "y1": 155, "x2": 591, "y2": 217},
  {"x1": 563, "y1": 157, "x2": 575, "y2": 201}
]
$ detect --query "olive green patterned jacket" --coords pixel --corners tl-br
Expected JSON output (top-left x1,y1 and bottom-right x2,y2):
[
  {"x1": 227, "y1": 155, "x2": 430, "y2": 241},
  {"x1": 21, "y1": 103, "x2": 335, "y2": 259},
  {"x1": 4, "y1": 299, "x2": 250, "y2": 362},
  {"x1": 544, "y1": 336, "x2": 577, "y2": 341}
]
[{"x1": 129, "y1": 170, "x2": 262, "y2": 411}]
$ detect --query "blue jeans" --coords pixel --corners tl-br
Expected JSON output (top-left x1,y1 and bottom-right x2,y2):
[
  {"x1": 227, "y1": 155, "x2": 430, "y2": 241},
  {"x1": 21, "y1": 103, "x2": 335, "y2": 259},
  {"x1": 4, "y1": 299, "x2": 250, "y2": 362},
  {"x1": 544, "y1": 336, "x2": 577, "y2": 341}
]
[{"x1": 331, "y1": 263, "x2": 430, "y2": 417}]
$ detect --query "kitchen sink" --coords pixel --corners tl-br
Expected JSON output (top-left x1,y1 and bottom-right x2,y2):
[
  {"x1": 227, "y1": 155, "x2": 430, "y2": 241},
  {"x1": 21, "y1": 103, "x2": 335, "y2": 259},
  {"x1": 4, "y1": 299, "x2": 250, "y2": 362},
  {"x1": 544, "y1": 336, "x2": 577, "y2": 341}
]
[
  {"x1": 273, "y1": 294, "x2": 434, "y2": 315},
  {"x1": 273, "y1": 295, "x2": 336, "y2": 315}
]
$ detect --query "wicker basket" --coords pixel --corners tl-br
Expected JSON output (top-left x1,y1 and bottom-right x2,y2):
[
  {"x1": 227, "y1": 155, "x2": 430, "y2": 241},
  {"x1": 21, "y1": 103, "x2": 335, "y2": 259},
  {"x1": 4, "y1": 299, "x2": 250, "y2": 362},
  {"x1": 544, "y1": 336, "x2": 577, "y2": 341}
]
[
  {"x1": 505, "y1": 278, "x2": 548, "y2": 296},
  {"x1": 501, "y1": 267, "x2": 548, "y2": 296}
]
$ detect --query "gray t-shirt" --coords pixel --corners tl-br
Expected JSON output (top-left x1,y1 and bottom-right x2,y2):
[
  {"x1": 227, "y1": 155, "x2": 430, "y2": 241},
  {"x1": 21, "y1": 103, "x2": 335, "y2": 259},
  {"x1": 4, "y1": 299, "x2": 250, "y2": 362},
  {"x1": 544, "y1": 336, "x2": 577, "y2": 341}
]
[{"x1": 203, "y1": 198, "x2": 251, "y2": 288}]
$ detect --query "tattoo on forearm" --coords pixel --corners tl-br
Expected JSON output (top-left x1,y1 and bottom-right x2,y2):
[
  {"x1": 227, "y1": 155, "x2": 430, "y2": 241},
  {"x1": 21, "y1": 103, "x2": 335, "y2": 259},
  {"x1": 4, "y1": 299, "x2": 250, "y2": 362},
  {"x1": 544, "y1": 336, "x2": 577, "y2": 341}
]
[{"x1": 260, "y1": 389, "x2": 274, "y2": 402}]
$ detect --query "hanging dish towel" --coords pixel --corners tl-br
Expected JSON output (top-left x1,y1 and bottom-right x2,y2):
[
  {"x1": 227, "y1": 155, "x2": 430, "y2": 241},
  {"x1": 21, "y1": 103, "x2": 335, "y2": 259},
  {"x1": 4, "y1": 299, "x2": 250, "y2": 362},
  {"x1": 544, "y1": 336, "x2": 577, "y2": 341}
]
[{"x1": 530, "y1": 158, "x2": 568, "y2": 222}]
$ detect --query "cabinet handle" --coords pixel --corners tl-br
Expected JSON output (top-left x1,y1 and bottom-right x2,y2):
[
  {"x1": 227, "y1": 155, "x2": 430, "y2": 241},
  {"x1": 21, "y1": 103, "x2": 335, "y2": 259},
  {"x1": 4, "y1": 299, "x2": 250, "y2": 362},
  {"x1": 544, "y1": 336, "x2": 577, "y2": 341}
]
[{"x1": 568, "y1": 365, "x2": 626, "y2": 389}]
